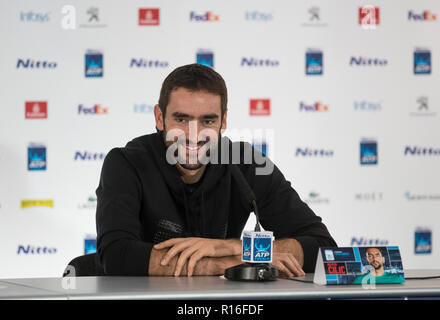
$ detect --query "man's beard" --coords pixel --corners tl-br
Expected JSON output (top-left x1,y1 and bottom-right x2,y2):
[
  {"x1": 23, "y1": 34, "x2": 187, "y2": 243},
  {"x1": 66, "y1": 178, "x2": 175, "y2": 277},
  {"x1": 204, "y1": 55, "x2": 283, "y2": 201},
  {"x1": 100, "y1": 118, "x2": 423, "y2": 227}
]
[
  {"x1": 162, "y1": 124, "x2": 222, "y2": 171},
  {"x1": 371, "y1": 261, "x2": 383, "y2": 270}
]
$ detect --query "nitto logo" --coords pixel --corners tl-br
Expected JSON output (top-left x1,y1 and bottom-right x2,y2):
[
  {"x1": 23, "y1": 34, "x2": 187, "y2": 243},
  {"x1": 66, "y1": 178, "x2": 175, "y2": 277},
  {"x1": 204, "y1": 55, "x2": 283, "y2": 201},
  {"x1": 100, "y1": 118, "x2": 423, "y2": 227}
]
[
  {"x1": 74, "y1": 151, "x2": 106, "y2": 161},
  {"x1": 17, "y1": 59, "x2": 57, "y2": 69},
  {"x1": 190, "y1": 11, "x2": 219, "y2": 22},
  {"x1": 350, "y1": 56, "x2": 387, "y2": 66},
  {"x1": 295, "y1": 148, "x2": 334, "y2": 157},
  {"x1": 350, "y1": 237, "x2": 389, "y2": 246},
  {"x1": 241, "y1": 57, "x2": 279, "y2": 67},
  {"x1": 17, "y1": 245, "x2": 57, "y2": 255},
  {"x1": 404, "y1": 146, "x2": 440, "y2": 156},
  {"x1": 130, "y1": 58, "x2": 169, "y2": 68},
  {"x1": 78, "y1": 104, "x2": 108, "y2": 115}
]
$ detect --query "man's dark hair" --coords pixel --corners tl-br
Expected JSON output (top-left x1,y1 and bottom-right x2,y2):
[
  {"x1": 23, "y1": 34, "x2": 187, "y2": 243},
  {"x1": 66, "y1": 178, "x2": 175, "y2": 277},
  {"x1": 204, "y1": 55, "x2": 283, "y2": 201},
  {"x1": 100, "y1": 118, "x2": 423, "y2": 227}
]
[{"x1": 158, "y1": 64, "x2": 228, "y2": 118}]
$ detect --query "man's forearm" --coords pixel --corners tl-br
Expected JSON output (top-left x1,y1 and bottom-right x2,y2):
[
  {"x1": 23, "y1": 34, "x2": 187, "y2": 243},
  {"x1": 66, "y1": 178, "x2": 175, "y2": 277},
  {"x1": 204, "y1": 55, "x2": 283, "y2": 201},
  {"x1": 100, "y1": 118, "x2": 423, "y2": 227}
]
[
  {"x1": 274, "y1": 238, "x2": 304, "y2": 267},
  {"x1": 148, "y1": 247, "x2": 241, "y2": 276}
]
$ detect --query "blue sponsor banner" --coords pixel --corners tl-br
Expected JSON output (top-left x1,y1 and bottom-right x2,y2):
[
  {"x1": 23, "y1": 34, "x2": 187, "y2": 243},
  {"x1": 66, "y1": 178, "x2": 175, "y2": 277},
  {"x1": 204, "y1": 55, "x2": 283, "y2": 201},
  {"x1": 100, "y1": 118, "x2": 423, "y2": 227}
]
[
  {"x1": 306, "y1": 49, "x2": 323, "y2": 75},
  {"x1": 28, "y1": 145, "x2": 46, "y2": 171},
  {"x1": 196, "y1": 50, "x2": 214, "y2": 68},
  {"x1": 84, "y1": 238, "x2": 97, "y2": 254},
  {"x1": 360, "y1": 139, "x2": 378, "y2": 165},
  {"x1": 85, "y1": 50, "x2": 103, "y2": 77},
  {"x1": 414, "y1": 48, "x2": 431, "y2": 74},
  {"x1": 415, "y1": 229, "x2": 432, "y2": 254}
]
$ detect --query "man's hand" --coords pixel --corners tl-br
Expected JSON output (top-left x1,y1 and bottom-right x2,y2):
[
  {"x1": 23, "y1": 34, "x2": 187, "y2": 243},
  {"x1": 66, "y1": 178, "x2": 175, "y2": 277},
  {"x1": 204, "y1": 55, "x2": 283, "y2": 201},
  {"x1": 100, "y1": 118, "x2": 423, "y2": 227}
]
[
  {"x1": 153, "y1": 238, "x2": 241, "y2": 276},
  {"x1": 273, "y1": 238, "x2": 305, "y2": 277},
  {"x1": 272, "y1": 252, "x2": 305, "y2": 277}
]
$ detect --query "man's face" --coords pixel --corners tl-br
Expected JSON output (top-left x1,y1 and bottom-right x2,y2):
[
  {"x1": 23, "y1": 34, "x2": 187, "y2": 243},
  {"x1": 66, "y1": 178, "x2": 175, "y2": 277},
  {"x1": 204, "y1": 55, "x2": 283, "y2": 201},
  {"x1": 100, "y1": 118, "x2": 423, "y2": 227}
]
[
  {"x1": 155, "y1": 87, "x2": 227, "y2": 170},
  {"x1": 366, "y1": 248, "x2": 385, "y2": 270}
]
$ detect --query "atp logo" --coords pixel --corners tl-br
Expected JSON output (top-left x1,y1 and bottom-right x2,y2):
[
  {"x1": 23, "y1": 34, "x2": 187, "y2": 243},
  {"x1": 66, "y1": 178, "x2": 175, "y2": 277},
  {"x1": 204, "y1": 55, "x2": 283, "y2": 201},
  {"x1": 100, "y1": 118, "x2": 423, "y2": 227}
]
[
  {"x1": 242, "y1": 236, "x2": 251, "y2": 261},
  {"x1": 253, "y1": 238, "x2": 271, "y2": 261}
]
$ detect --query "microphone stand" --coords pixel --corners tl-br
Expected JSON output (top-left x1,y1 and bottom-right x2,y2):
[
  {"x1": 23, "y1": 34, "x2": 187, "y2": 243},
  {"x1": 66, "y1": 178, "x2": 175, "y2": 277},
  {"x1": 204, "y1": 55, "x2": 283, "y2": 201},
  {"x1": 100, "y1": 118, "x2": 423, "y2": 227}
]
[{"x1": 225, "y1": 166, "x2": 278, "y2": 281}]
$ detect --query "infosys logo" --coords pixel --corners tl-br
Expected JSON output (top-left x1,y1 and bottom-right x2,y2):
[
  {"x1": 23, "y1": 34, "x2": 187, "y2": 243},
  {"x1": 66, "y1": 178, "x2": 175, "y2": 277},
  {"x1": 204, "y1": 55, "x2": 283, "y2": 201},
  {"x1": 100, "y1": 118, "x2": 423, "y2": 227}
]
[
  {"x1": 17, "y1": 245, "x2": 57, "y2": 255},
  {"x1": 16, "y1": 58, "x2": 57, "y2": 69},
  {"x1": 295, "y1": 148, "x2": 334, "y2": 157},
  {"x1": 190, "y1": 11, "x2": 219, "y2": 22},
  {"x1": 404, "y1": 146, "x2": 440, "y2": 156},
  {"x1": 20, "y1": 11, "x2": 50, "y2": 23}
]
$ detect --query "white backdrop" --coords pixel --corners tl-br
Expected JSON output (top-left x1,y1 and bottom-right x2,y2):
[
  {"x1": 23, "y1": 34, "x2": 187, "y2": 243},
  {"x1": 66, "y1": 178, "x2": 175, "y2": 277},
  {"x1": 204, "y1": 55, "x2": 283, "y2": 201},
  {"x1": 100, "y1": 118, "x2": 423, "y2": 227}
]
[{"x1": 0, "y1": 0, "x2": 439, "y2": 278}]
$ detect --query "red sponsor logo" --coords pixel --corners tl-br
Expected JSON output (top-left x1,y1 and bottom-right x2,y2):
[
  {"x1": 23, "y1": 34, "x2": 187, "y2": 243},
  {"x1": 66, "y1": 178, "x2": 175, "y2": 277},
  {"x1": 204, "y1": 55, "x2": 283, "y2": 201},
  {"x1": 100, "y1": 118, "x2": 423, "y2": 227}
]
[
  {"x1": 25, "y1": 101, "x2": 47, "y2": 119},
  {"x1": 359, "y1": 6, "x2": 380, "y2": 26},
  {"x1": 250, "y1": 99, "x2": 270, "y2": 116},
  {"x1": 139, "y1": 8, "x2": 160, "y2": 26}
]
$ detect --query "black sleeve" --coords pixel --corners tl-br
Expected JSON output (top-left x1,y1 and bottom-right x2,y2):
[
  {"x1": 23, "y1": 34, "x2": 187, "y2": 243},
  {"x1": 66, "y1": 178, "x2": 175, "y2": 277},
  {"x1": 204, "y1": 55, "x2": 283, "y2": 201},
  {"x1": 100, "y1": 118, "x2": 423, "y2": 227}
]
[
  {"x1": 95, "y1": 148, "x2": 153, "y2": 275},
  {"x1": 249, "y1": 154, "x2": 337, "y2": 273}
]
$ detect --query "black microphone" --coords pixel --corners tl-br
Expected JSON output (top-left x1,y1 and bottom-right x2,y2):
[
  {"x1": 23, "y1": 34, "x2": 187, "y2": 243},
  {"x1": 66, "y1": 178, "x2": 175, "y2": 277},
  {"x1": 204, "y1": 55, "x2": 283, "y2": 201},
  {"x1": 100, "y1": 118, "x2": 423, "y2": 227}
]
[
  {"x1": 225, "y1": 164, "x2": 278, "y2": 281},
  {"x1": 229, "y1": 164, "x2": 261, "y2": 232}
]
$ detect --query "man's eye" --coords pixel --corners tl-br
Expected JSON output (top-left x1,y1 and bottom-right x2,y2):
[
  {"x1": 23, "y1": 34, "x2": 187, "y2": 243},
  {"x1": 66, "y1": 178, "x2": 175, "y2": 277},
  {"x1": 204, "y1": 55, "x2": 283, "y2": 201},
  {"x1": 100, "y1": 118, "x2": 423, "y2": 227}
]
[
  {"x1": 176, "y1": 118, "x2": 186, "y2": 123},
  {"x1": 204, "y1": 120, "x2": 215, "y2": 125}
]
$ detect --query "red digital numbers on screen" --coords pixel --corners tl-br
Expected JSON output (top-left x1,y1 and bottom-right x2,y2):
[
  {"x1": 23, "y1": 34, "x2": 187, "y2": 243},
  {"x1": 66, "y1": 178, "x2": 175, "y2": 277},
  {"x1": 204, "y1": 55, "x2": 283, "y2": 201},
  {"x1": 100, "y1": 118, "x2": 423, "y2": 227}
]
[{"x1": 325, "y1": 263, "x2": 347, "y2": 275}]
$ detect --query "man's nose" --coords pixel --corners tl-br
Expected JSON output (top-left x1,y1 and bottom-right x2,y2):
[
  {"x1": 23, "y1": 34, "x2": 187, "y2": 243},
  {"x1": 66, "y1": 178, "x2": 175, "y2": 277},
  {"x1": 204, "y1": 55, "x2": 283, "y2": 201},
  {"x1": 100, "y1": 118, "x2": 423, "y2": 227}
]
[{"x1": 185, "y1": 120, "x2": 200, "y2": 145}]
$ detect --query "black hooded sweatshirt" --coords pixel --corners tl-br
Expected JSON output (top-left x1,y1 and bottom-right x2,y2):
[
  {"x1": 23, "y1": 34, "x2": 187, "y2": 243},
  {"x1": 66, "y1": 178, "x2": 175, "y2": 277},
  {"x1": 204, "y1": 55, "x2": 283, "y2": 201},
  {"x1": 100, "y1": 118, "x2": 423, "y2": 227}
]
[{"x1": 96, "y1": 132, "x2": 337, "y2": 275}]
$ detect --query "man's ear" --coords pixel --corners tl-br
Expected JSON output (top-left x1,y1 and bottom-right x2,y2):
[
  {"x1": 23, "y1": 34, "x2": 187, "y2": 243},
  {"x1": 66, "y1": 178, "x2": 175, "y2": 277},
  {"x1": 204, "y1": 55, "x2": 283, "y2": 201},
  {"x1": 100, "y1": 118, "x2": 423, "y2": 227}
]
[
  {"x1": 154, "y1": 104, "x2": 164, "y2": 131},
  {"x1": 220, "y1": 109, "x2": 227, "y2": 133}
]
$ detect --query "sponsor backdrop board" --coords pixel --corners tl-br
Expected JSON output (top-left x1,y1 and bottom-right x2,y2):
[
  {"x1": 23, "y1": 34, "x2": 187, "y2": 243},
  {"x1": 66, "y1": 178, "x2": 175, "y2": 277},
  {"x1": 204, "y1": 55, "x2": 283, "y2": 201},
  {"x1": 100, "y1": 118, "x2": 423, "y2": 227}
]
[{"x1": 0, "y1": 0, "x2": 438, "y2": 278}]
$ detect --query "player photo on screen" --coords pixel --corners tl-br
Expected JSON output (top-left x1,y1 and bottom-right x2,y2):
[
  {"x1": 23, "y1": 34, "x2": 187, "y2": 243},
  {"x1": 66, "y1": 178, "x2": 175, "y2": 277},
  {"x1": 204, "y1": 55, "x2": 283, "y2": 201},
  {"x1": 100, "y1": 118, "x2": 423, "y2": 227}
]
[
  {"x1": 352, "y1": 247, "x2": 405, "y2": 284},
  {"x1": 320, "y1": 246, "x2": 405, "y2": 285}
]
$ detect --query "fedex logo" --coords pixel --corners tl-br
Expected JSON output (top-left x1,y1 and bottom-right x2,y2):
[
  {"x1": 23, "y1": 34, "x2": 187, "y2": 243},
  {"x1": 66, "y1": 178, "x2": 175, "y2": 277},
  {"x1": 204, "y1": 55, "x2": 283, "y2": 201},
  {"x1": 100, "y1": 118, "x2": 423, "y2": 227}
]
[
  {"x1": 408, "y1": 10, "x2": 437, "y2": 21},
  {"x1": 78, "y1": 104, "x2": 108, "y2": 115},
  {"x1": 190, "y1": 11, "x2": 219, "y2": 22},
  {"x1": 299, "y1": 101, "x2": 329, "y2": 112}
]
